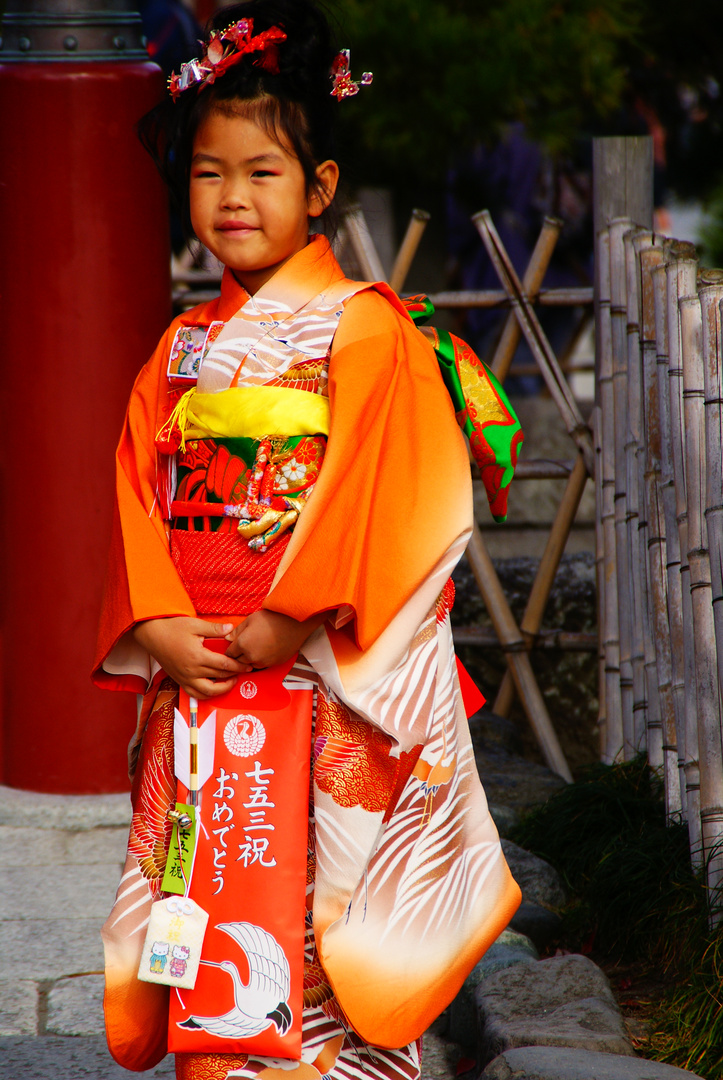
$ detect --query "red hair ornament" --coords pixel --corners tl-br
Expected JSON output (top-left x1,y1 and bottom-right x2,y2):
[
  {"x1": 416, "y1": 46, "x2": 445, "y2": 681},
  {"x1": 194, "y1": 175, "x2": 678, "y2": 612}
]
[
  {"x1": 168, "y1": 27, "x2": 372, "y2": 106},
  {"x1": 168, "y1": 19, "x2": 287, "y2": 101},
  {"x1": 330, "y1": 49, "x2": 372, "y2": 100}
]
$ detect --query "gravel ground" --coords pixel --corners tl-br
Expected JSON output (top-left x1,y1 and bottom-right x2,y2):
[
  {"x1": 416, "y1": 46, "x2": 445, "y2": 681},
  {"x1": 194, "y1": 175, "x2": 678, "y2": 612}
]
[{"x1": 0, "y1": 1031, "x2": 461, "y2": 1080}]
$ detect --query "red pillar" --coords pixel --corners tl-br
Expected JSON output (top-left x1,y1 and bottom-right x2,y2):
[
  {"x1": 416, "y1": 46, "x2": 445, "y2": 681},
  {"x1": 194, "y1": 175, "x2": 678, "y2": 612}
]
[{"x1": 0, "y1": 3, "x2": 171, "y2": 793}]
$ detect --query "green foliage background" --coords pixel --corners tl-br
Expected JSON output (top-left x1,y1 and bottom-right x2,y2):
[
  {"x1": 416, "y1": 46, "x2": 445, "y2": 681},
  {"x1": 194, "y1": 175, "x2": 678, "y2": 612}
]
[
  {"x1": 327, "y1": 0, "x2": 723, "y2": 196},
  {"x1": 701, "y1": 187, "x2": 723, "y2": 267}
]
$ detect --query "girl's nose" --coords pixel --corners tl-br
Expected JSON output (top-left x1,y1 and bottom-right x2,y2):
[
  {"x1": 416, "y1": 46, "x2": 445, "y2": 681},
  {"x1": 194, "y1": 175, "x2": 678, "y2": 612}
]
[{"x1": 221, "y1": 182, "x2": 250, "y2": 210}]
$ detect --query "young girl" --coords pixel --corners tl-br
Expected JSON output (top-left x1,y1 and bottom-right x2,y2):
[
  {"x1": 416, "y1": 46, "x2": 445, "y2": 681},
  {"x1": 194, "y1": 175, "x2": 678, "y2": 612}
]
[{"x1": 94, "y1": 3, "x2": 521, "y2": 1078}]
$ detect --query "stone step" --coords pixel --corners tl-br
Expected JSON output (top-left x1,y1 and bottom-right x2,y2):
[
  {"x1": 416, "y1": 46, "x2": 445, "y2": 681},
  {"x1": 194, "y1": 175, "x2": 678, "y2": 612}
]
[
  {"x1": 480, "y1": 1046, "x2": 705, "y2": 1079},
  {"x1": 0, "y1": 1036, "x2": 173, "y2": 1079},
  {"x1": 0, "y1": 785, "x2": 131, "y2": 830},
  {"x1": 0, "y1": 918, "x2": 105, "y2": 983},
  {"x1": 0, "y1": 825, "x2": 128, "y2": 868},
  {"x1": 475, "y1": 954, "x2": 633, "y2": 1063},
  {"x1": 0, "y1": 1031, "x2": 457, "y2": 1080}
]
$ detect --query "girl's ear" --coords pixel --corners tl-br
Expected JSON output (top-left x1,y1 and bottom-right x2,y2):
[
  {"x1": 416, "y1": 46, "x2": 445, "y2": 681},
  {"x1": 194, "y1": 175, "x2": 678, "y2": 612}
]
[{"x1": 308, "y1": 159, "x2": 339, "y2": 218}]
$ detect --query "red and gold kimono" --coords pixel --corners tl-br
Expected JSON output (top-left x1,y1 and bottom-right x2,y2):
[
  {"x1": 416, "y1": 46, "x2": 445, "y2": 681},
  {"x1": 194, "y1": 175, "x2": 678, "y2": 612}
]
[{"x1": 94, "y1": 236, "x2": 521, "y2": 1080}]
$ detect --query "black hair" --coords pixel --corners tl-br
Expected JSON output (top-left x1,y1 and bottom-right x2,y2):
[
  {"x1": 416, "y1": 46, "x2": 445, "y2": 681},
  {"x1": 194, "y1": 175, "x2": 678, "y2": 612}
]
[{"x1": 138, "y1": 0, "x2": 339, "y2": 239}]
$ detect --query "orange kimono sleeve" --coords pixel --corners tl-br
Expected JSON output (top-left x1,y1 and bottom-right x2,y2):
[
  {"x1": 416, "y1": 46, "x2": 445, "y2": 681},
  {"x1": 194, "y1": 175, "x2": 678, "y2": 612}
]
[
  {"x1": 262, "y1": 287, "x2": 472, "y2": 650},
  {"x1": 92, "y1": 324, "x2": 196, "y2": 691}
]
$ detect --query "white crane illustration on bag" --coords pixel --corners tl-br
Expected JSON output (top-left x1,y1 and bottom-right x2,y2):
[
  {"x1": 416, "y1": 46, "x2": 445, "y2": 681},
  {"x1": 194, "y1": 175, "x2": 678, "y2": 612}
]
[{"x1": 178, "y1": 922, "x2": 292, "y2": 1039}]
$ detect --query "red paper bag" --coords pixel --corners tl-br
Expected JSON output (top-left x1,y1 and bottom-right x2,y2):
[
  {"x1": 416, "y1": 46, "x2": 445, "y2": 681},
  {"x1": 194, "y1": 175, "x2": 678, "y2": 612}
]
[{"x1": 168, "y1": 660, "x2": 313, "y2": 1059}]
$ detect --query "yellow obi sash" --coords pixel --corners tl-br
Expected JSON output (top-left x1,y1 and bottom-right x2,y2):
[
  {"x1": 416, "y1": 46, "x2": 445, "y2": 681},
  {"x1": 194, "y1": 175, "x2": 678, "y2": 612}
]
[{"x1": 159, "y1": 386, "x2": 331, "y2": 450}]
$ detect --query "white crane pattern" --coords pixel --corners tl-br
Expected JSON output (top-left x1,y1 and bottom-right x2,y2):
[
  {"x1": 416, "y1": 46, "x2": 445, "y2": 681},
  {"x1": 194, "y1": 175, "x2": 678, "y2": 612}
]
[{"x1": 178, "y1": 921, "x2": 292, "y2": 1039}]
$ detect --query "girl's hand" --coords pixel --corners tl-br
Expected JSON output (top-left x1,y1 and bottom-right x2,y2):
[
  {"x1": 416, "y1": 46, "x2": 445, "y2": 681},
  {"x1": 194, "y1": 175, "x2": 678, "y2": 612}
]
[
  {"x1": 132, "y1": 617, "x2": 250, "y2": 699},
  {"x1": 224, "y1": 610, "x2": 327, "y2": 669}
]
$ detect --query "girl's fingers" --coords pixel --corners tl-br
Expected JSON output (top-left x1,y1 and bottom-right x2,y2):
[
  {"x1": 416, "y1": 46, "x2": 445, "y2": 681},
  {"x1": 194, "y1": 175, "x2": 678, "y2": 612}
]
[
  {"x1": 184, "y1": 676, "x2": 239, "y2": 699},
  {"x1": 224, "y1": 628, "x2": 248, "y2": 659},
  {"x1": 201, "y1": 655, "x2": 245, "y2": 674},
  {"x1": 195, "y1": 654, "x2": 252, "y2": 676},
  {"x1": 198, "y1": 663, "x2": 253, "y2": 679},
  {"x1": 199, "y1": 621, "x2": 235, "y2": 638},
  {"x1": 197, "y1": 643, "x2": 245, "y2": 671},
  {"x1": 225, "y1": 638, "x2": 242, "y2": 658}
]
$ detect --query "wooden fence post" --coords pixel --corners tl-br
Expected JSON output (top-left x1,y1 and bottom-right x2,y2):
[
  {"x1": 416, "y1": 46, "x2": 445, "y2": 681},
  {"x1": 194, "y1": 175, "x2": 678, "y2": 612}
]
[
  {"x1": 593, "y1": 137, "x2": 654, "y2": 394},
  {"x1": 593, "y1": 137, "x2": 653, "y2": 762}
]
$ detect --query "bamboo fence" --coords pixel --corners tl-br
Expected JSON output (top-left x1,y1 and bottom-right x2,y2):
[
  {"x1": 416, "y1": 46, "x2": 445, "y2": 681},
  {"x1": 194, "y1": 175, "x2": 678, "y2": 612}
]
[{"x1": 595, "y1": 221, "x2": 723, "y2": 910}]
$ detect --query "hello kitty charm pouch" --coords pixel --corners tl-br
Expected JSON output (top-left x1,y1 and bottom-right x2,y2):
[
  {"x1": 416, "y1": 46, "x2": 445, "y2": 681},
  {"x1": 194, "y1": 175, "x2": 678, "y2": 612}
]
[{"x1": 138, "y1": 895, "x2": 209, "y2": 990}]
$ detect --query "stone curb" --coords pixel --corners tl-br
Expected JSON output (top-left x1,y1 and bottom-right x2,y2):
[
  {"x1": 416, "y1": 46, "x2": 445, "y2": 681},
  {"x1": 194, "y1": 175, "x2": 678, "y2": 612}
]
[
  {"x1": 479, "y1": 1046, "x2": 706, "y2": 1079},
  {"x1": 0, "y1": 1035, "x2": 175, "y2": 1079},
  {"x1": 447, "y1": 931, "x2": 539, "y2": 1048},
  {"x1": 447, "y1": 894, "x2": 705, "y2": 1080},
  {"x1": 0, "y1": 785, "x2": 131, "y2": 830},
  {"x1": 475, "y1": 953, "x2": 633, "y2": 1062}
]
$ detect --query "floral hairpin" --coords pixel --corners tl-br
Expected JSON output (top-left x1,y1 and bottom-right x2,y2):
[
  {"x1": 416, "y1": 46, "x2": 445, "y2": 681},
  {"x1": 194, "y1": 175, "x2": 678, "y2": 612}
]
[
  {"x1": 168, "y1": 18, "x2": 287, "y2": 101},
  {"x1": 330, "y1": 50, "x2": 373, "y2": 100}
]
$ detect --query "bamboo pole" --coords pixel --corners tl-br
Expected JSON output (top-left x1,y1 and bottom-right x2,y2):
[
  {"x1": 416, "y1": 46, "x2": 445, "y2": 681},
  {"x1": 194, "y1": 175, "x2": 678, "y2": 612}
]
[
  {"x1": 427, "y1": 287, "x2": 594, "y2": 309},
  {"x1": 630, "y1": 234, "x2": 662, "y2": 771},
  {"x1": 609, "y1": 219, "x2": 636, "y2": 756},
  {"x1": 598, "y1": 228, "x2": 623, "y2": 762},
  {"x1": 465, "y1": 523, "x2": 573, "y2": 782},
  {"x1": 342, "y1": 204, "x2": 387, "y2": 281},
  {"x1": 493, "y1": 455, "x2": 588, "y2": 715},
  {"x1": 666, "y1": 244, "x2": 702, "y2": 856},
  {"x1": 502, "y1": 361, "x2": 596, "y2": 379},
  {"x1": 473, "y1": 210, "x2": 595, "y2": 476},
  {"x1": 453, "y1": 628, "x2": 597, "y2": 650},
  {"x1": 678, "y1": 291, "x2": 704, "y2": 864},
  {"x1": 698, "y1": 277, "x2": 723, "y2": 910},
  {"x1": 388, "y1": 209, "x2": 430, "y2": 294},
  {"x1": 636, "y1": 233, "x2": 679, "y2": 814},
  {"x1": 623, "y1": 226, "x2": 650, "y2": 752},
  {"x1": 680, "y1": 293, "x2": 723, "y2": 901},
  {"x1": 700, "y1": 275, "x2": 723, "y2": 683},
  {"x1": 491, "y1": 216, "x2": 563, "y2": 382},
  {"x1": 652, "y1": 260, "x2": 688, "y2": 812},
  {"x1": 593, "y1": 406, "x2": 608, "y2": 756},
  {"x1": 513, "y1": 460, "x2": 576, "y2": 480}
]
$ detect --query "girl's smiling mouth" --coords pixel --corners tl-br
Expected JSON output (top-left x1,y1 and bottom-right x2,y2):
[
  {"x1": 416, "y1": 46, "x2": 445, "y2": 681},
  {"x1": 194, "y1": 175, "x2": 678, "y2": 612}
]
[{"x1": 217, "y1": 220, "x2": 258, "y2": 232}]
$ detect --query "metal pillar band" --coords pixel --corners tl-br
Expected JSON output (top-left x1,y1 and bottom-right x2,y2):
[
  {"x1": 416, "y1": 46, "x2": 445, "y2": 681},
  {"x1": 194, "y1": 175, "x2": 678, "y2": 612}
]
[{"x1": 0, "y1": 0, "x2": 147, "y2": 62}]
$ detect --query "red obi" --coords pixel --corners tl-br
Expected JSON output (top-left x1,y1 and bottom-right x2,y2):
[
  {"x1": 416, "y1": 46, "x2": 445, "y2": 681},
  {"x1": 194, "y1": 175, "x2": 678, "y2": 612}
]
[
  {"x1": 169, "y1": 434, "x2": 326, "y2": 615},
  {"x1": 171, "y1": 530, "x2": 291, "y2": 616}
]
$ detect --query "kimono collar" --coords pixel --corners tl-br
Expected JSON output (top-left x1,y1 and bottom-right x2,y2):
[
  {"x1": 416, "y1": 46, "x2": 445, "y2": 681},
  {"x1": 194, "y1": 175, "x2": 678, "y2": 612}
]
[{"x1": 215, "y1": 234, "x2": 345, "y2": 323}]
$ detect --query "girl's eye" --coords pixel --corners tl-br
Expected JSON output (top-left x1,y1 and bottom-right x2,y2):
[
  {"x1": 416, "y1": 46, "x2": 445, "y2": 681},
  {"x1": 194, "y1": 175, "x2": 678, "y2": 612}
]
[
  {"x1": 252, "y1": 169, "x2": 275, "y2": 178},
  {"x1": 194, "y1": 170, "x2": 220, "y2": 179}
]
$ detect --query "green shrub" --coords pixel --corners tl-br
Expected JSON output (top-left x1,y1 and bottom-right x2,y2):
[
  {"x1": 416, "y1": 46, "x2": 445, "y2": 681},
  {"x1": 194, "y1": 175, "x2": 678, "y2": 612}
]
[{"x1": 511, "y1": 757, "x2": 723, "y2": 1078}]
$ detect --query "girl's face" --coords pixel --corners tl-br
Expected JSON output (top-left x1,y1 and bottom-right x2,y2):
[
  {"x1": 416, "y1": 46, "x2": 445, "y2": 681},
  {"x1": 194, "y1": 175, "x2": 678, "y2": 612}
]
[{"x1": 190, "y1": 108, "x2": 338, "y2": 294}]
